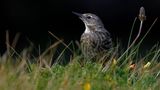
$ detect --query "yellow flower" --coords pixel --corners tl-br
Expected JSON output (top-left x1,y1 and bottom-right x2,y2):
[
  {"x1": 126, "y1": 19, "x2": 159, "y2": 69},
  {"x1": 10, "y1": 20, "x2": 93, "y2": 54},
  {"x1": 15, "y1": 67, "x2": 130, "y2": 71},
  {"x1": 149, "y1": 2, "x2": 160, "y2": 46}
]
[
  {"x1": 84, "y1": 82, "x2": 91, "y2": 90},
  {"x1": 143, "y1": 62, "x2": 151, "y2": 69},
  {"x1": 113, "y1": 58, "x2": 117, "y2": 65}
]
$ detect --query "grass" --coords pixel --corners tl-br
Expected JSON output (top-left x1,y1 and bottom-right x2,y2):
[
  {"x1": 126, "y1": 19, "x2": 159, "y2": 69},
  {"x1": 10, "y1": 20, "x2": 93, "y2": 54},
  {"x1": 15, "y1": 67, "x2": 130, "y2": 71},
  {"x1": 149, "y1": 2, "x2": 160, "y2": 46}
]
[
  {"x1": 0, "y1": 44, "x2": 160, "y2": 90},
  {"x1": 0, "y1": 7, "x2": 160, "y2": 90}
]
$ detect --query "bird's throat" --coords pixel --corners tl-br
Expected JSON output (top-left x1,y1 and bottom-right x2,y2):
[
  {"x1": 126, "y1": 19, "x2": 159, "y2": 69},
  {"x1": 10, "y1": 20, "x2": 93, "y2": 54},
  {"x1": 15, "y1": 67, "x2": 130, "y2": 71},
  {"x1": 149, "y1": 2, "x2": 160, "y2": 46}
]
[
  {"x1": 84, "y1": 25, "x2": 97, "y2": 33},
  {"x1": 84, "y1": 26, "x2": 91, "y2": 33}
]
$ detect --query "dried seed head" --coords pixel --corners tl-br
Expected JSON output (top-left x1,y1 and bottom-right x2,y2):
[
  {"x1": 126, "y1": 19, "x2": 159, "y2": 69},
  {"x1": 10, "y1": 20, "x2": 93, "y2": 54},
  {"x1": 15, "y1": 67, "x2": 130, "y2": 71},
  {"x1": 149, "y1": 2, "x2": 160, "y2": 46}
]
[{"x1": 139, "y1": 7, "x2": 146, "y2": 21}]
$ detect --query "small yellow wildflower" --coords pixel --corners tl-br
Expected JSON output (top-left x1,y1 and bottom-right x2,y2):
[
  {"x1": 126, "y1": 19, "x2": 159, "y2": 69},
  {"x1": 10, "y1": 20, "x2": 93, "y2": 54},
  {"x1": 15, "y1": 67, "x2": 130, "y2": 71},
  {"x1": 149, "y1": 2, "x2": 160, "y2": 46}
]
[
  {"x1": 113, "y1": 58, "x2": 117, "y2": 65},
  {"x1": 143, "y1": 62, "x2": 151, "y2": 69},
  {"x1": 83, "y1": 82, "x2": 91, "y2": 90}
]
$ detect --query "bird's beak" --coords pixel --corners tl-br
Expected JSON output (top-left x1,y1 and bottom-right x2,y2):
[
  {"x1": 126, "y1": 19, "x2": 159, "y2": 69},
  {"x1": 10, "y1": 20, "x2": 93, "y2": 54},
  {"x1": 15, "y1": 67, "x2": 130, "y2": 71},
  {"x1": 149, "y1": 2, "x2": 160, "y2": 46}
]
[
  {"x1": 72, "y1": 12, "x2": 86, "y2": 21},
  {"x1": 72, "y1": 12, "x2": 83, "y2": 17}
]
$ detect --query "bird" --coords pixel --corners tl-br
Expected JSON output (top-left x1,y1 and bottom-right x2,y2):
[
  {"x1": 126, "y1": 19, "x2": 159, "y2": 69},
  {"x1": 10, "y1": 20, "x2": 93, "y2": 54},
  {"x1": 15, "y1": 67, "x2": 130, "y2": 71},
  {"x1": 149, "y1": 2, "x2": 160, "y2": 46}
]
[{"x1": 73, "y1": 12, "x2": 112, "y2": 60}]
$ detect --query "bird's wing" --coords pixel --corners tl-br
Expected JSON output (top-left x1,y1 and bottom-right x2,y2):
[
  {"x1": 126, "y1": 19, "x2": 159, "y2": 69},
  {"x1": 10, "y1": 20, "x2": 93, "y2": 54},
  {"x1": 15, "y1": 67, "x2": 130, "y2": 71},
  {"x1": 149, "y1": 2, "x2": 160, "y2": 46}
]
[{"x1": 96, "y1": 31, "x2": 112, "y2": 51}]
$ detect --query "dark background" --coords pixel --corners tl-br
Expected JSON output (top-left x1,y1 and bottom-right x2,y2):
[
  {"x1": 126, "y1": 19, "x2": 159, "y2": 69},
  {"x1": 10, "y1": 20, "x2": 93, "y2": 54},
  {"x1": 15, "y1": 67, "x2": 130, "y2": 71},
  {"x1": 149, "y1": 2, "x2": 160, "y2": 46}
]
[{"x1": 0, "y1": 0, "x2": 160, "y2": 54}]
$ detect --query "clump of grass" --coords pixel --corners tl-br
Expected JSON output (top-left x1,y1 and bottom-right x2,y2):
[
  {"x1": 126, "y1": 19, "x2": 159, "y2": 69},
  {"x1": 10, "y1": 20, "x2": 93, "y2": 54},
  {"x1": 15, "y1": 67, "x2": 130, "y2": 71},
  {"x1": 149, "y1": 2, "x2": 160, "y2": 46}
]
[{"x1": 0, "y1": 6, "x2": 160, "y2": 90}]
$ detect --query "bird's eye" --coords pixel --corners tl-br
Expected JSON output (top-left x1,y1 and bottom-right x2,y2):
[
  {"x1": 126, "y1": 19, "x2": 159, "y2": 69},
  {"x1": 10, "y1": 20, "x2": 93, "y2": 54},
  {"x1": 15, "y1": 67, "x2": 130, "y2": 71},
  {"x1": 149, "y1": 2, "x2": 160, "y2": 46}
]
[{"x1": 86, "y1": 16, "x2": 92, "y2": 19}]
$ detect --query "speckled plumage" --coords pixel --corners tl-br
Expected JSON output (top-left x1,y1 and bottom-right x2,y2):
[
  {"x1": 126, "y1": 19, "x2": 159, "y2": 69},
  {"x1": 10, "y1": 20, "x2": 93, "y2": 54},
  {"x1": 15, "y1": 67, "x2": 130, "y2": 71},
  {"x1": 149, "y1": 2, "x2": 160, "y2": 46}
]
[{"x1": 73, "y1": 12, "x2": 112, "y2": 59}]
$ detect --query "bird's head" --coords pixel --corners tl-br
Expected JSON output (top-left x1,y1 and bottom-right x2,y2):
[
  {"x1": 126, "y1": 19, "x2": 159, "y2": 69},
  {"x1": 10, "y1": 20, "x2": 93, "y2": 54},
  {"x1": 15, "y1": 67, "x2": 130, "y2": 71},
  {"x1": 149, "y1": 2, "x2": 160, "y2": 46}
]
[{"x1": 73, "y1": 12, "x2": 104, "y2": 28}]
